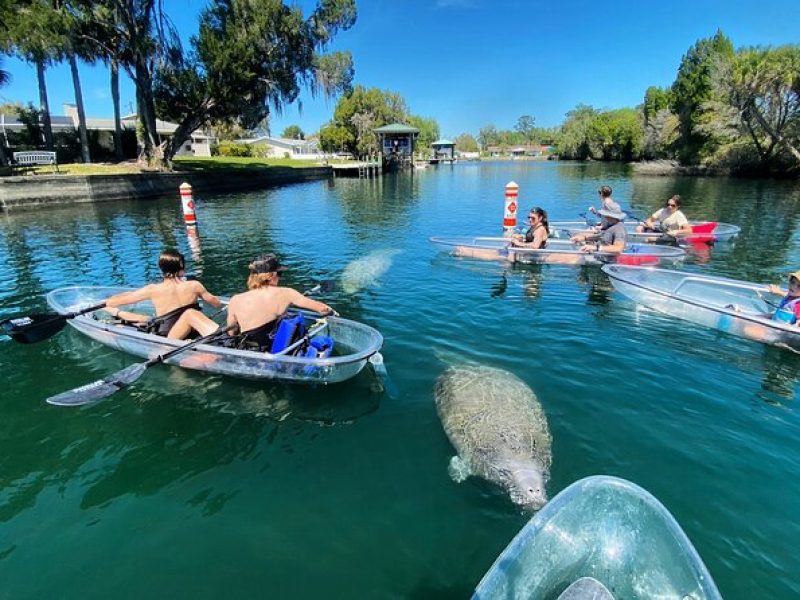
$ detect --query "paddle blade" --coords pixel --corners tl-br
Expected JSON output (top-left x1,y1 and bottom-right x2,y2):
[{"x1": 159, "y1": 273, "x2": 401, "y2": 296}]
[
  {"x1": 46, "y1": 363, "x2": 148, "y2": 406},
  {"x1": 1, "y1": 314, "x2": 67, "y2": 343},
  {"x1": 368, "y1": 352, "x2": 398, "y2": 399}
]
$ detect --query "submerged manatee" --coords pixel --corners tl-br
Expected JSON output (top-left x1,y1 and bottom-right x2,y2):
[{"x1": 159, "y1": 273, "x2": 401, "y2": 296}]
[
  {"x1": 434, "y1": 365, "x2": 552, "y2": 510},
  {"x1": 340, "y1": 249, "x2": 401, "y2": 294}
]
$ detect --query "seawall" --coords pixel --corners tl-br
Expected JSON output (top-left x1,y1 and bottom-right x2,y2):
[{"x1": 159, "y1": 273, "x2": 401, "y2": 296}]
[{"x1": 0, "y1": 166, "x2": 332, "y2": 211}]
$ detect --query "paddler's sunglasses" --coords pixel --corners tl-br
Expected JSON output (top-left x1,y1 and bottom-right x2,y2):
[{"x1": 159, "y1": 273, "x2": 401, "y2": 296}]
[{"x1": 667, "y1": 202, "x2": 677, "y2": 208}]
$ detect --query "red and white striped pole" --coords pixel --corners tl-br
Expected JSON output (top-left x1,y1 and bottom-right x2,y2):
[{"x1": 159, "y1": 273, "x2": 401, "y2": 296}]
[
  {"x1": 179, "y1": 182, "x2": 197, "y2": 226},
  {"x1": 503, "y1": 181, "x2": 519, "y2": 234}
]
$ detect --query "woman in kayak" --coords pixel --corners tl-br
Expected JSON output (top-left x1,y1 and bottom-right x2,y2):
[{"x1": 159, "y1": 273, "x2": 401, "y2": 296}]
[
  {"x1": 769, "y1": 271, "x2": 800, "y2": 324},
  {"x1": 223, "y1": 254, "x2": 335, "y2": 350},
  {"x1": 570, "y1": 204, "x2": 627, "y2": 254},
  {"x1": 511, "y1": 207, "x2": 549, "y2": 249},
  {"x1": 103, "y1": 248, "x2": 223, "y2": 339},
  {"x1": 637, "y1": 195, "x2": 692, "y2": 235}
]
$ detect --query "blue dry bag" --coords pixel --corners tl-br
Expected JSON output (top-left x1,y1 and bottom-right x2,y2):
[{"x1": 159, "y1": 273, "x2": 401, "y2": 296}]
[
  {"x1": 302, "y1": 336, "x2": 334, "y2": 376},
  {"x1": 302, "y1": 336, "x2": 334, "y2": 359},
  {"x1": 773, "y1": 307, "x2": 796, "y2": 325},
  {"x1": 270, "y1": 314, "x2": 306, "y2": 353}
]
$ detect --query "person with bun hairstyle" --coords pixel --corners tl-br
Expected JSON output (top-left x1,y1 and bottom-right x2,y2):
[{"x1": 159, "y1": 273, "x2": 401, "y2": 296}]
[{"x1": 103, "y1": 248, "x2": 223, "y2": 339}]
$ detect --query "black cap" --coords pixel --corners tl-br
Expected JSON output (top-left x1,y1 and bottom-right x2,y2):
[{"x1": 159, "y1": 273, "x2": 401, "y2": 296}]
[{"x1": 249, "y1": 253, "x2": 288, "y2": 274}]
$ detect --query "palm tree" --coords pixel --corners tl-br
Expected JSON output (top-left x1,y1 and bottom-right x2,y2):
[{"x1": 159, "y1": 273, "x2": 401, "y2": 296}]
[
  {"x1": 0, "y1": 58, "x2": 9, "y2": 166},
  {"x1": 6, "y1": 1, "x2": 60, "y2": 150}
]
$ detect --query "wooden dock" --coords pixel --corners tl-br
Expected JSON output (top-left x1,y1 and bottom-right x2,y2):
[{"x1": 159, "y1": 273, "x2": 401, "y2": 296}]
[{"x1": 331, "y1": 161, "x2": 382, "y2": 177}]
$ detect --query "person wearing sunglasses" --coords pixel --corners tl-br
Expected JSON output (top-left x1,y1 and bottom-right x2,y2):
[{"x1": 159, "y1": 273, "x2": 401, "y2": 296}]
[
  {"x1": 637, "y1": 195, "x2": 692, "y2": 235},
  {"x1": 511, "y1": 207, "x2": 549, "y2": 249}
]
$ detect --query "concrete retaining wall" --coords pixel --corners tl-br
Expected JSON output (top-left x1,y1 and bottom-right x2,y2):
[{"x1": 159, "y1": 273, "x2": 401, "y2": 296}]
[{"x1": 0, "y1": 166, "x2": 332, "y2": 211}]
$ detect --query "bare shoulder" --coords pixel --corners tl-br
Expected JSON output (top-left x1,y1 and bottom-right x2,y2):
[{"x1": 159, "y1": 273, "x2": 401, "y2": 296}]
[{"x1": 188, "y1": 279, "x2": 208, "y2": 292}]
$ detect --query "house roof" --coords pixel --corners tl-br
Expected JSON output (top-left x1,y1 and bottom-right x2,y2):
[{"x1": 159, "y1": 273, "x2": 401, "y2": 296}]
[
  {"x1": 373, "y1": 123, "x2": 419, "y2": 134},
  {"x1": 0, "y1": 112, "x2": 212, "y2": 138},
  {"x1": 239, "y1": 136, "x2": 318, "y2": 148},
  {"x1": 432, "y1": 139, "x2": 454, "y2": 146}
]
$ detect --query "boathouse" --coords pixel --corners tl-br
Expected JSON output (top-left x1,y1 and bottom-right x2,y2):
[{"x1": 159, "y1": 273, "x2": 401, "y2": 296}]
[
  {"x1": 374, "y1": 123, "x2": 419, "y2": 170},
  {"x1": 432, "y1": 139, "x2": 456, "y2": 162}
]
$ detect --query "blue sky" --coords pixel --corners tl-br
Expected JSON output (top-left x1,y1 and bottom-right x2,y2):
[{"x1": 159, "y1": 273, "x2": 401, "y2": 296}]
[{"x1": 1, "y1": 0, "x2": 798, "y2": 139}]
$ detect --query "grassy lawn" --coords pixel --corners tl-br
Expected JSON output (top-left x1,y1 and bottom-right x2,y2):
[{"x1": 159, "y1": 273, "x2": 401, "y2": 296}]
[{"x1": 0, "y1": 156, "x2": 331, "y2": 177}]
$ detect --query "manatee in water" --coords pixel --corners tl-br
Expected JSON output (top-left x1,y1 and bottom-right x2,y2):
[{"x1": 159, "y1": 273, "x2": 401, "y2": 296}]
[
  {"x1": 340, "y1": 248, "x2": 401, "y2": 294},
  {"x1": 434, "y1": 365, "x2": 552, "y2": 510}
]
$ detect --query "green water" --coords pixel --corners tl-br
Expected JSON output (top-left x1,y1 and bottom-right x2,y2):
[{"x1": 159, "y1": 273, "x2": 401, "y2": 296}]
[{"x1": 1, "y1": 162, "x2": 799, "y2": 598}]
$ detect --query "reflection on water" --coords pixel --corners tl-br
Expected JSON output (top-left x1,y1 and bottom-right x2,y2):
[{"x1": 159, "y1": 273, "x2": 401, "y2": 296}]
[
  {"x1": 2, "y1": 163, "x2": 800, "y2": 599},
  {"x1": 757, "y1": 346, "x2": 800, "y2": 405}
]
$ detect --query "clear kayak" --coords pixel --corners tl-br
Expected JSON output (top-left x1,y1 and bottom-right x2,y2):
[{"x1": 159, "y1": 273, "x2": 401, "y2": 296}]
[
  {"x1": 473, "y1": 476, "x2": 721, "y2": 600},
  {"x1": 46, "y1": 286, "x2": 383, "y2": 384},
  {"x1": 548, "y1": 221, "x2": 740, "y2": 244},
  {"x1": 430, "y1": 236, "x2": 685, "y2": 266},
  {"x1": 603, "y1": 265, "x2": 800, "y2": 351}
]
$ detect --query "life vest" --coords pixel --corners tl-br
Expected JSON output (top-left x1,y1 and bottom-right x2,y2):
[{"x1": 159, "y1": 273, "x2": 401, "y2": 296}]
[
  {"x1": 270, "y1": 313, "x2": 306, "y2": 353},
  {"x1": 774, "y1": 296, "x2": 800, "y2": 325}
]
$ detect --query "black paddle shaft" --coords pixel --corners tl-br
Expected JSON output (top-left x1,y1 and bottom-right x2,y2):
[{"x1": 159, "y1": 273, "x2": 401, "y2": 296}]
[{"x1": 1, "y1": 302, "x2": 107, "y2": 343}]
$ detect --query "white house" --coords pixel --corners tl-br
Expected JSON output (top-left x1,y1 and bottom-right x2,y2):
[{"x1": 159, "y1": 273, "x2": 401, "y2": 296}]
[
  {"x1": 0, "y1": 104, "x2": 215, "y2": 157},
  {"x1": 238, "y1": 135, "x2": 321, "y2": 159}
]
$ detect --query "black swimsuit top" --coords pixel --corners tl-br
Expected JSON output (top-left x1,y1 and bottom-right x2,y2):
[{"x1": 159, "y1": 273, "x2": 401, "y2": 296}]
[{"x1": 525, "y1": 224, "x2": 547, "y2": 248}]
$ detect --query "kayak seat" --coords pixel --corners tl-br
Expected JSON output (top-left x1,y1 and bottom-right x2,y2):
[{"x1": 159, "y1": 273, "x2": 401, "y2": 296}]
[{"x1": 617, "y1": 254, "x2": 659, "y2": 266}]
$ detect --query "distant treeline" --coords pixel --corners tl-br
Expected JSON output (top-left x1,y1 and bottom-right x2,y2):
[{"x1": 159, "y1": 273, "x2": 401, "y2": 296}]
[{"x1": 471, "y1": 32, "x2": 799, "y2": 175}]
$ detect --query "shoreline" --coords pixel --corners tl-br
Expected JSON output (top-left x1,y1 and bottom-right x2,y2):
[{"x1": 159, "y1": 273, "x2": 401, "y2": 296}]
[{"x1": 0, "y1": 166, "x2": 332, "y2": 211}]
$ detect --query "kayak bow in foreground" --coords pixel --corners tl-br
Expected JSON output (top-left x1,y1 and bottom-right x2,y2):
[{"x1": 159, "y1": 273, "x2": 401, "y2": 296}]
[{"x1": 474, "y1": 475, "x2": 721, "y2": 600}]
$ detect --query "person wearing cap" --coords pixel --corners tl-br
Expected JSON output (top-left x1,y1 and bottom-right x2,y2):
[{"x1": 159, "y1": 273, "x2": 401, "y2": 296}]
[
  {"x1": 103, "y1": 248, "x2": 223, "y2": 339},
  {"x1": 768, "y1": 271, "x2": 800, "y2": 325},
  {"x1": 511, "y1": 207, "x2": 549, "y2": 249},
  {"x1": 224, "y1": 254, "x2": 335, "y2": 349},
  {"x1": 637, "y1": 195, "x2": 692, "y2": 235},
  {"x1": 588, "y1": 185, "x2": 616, "y2": 216},
  {"x1": 570, "y1": 203, "x2": 627, "y2": 254}
]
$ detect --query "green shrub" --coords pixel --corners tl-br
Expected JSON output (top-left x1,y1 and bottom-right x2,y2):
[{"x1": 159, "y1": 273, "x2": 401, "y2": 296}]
[{"x1": 215, "y1": 141, "x2": 253, "y2": 157}]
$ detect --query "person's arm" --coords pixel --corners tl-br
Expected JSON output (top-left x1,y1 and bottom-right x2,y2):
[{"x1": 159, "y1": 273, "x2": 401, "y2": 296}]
[
  {"x1": 570, "y1": 231, "x2": 598, "y2": 244},
  {"x1": 193, "y1": 281, "x2": 223, "y2": 308},
  {"x1": 225, "y1": 298, "x2": 241, "y2": 333},
  {"x1": 288, "y1": 289, "x2": 334, "y2": 315},
  {"x1": 769, "y1": 284, "x2": 787, "y2": 296},
  {"x1": 672, "y1": 213, "x2": 692, "y2": 235},
  {"x1": 585, "y1": 231, "x2": 624, "y2": 254},
  {"x1": 105, "y1": 285, "x2": 154, "y2": 308},
  {"x1": 104, "y1": 285, "x2": 153, "y2": 321}
]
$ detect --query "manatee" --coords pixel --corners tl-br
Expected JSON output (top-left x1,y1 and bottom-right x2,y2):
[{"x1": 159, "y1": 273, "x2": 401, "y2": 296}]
[
  {"x1": 434, "y1": 365, "x2": 552, "y2": 510},
  {"x1": 340, "y1": 248, "x2": 401, "y2": 294}
]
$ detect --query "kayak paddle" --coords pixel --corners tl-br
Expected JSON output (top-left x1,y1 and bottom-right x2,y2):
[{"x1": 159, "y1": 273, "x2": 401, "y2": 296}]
[
  {"x1": 1, "y1": 302, "x2": 107, "y2": 344},
  {"x1": 46, "y1": 324, "x2": 236, "y2": 406}
]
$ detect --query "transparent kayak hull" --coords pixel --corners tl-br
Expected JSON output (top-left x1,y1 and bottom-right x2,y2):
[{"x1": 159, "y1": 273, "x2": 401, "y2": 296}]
[
  {"x1": 430, "y1": 236, "x2": 685, "y2": 266},
  {"x1": 46, "y1": 286, "x2": 383, "y2": 384},
  {"x1": 603, "y1": 265, "x2": 800, "y2": 351},
  {"x1": 473, "y1": 476, "x2": 721, "y2": 600},
  {"x1": 549, "y1": 221, "x2": 740, "y2": 244}
]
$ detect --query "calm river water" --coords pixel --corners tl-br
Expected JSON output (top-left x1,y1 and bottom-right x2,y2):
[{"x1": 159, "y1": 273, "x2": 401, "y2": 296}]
[{"x1": 1, "y1": 162, "x2": 799, "y2": 598}]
